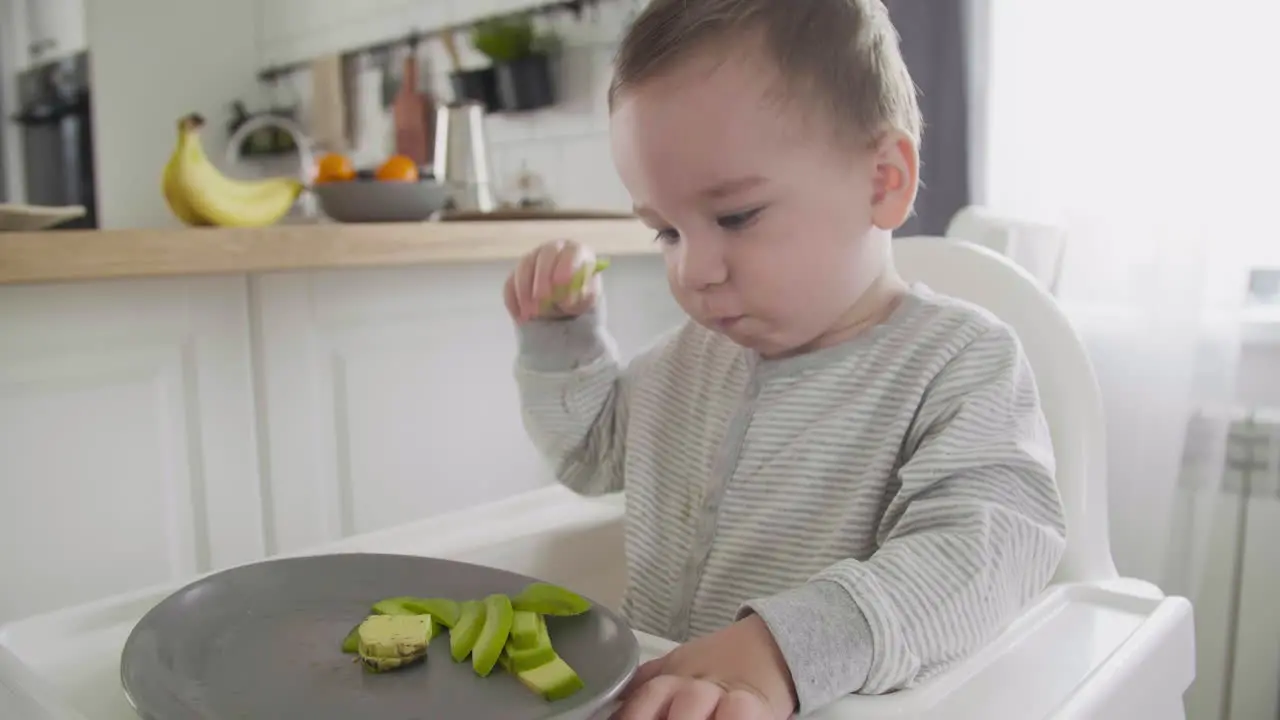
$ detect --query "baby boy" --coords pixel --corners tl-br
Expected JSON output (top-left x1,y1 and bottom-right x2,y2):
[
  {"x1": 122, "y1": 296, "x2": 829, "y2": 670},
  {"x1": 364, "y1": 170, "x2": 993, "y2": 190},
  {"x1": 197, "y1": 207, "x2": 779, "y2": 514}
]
[{"x1": 503, "y1": 1, "x2": 1067, "y2": 718}]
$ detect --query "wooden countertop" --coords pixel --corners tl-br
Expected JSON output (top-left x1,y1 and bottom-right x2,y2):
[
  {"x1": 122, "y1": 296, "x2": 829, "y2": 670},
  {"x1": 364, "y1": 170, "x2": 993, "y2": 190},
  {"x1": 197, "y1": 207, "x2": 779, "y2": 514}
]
[{"x1": 0, "y1": 219, "x2": 660, "y2": 285}]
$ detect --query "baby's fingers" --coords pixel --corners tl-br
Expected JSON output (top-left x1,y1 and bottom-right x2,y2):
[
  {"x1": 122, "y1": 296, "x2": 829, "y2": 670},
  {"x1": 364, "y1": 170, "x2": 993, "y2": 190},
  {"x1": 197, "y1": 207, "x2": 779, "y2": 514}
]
[
  {"x1": 713, "y1": 690, "x2": 772, "y2": 720},
  {"x1": 512, "y1": 253, "x2": 539, "y2": 320},
  {"x1": 613, "y1": 675, "x2": 680, "y2": 720},
  {"x1": 532, "y1": 241, "x2": 567, "y2": 306},
  {"x1": 622, "y1": 658, "x2": 666, "y2": 699},
  {"x1": 503, "y1": 273, "x2": 521, "y2": 322}
]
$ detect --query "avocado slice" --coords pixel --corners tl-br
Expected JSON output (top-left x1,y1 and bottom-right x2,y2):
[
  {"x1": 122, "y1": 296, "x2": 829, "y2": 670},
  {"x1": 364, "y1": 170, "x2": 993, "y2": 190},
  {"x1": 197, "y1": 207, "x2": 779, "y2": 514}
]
[
  {"x1": 472, "y1": 594, "x2": 515, "y2": 677},
  {"x1": 510, "y1": 610, "x2": 541, "y2": 650},
  {"x1": 512, "y1": 656, "x2": 586, "y2": 701},
  {"x1": 356, "y1": 614, "x2": 433, "y2": 673},
  {"x1": 539, "y1": 259, "x2": 611, "y2": 314},
  {"x1": 502, "y1": 612, "x2": 556, "y2": 670},
  {"x1": 498, "y1": 613, "x2": 584, "y2": 700},
  {"x1": 449, "y1": 600, "x2": 486, "y2": 662},
  {"x1": 371, "y1": 596, "x2": 419, "y2": 616},
  {"x1": 502, "y1": 641, "x2": 556, "y2": 672},
  {"x1": 402, "y1": 597, "x2": 462, "y2": 628},
  {"x1": 510, "y1": 582, "x2": 592, "y2": 616},
  {"x1": 340, "y1": 622, "x2": 362, "y2": 654}
]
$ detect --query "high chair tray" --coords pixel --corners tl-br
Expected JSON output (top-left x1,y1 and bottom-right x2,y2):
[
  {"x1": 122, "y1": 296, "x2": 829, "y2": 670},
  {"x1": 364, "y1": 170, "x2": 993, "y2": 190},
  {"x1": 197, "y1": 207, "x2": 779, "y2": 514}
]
[{"x1": 0, "y1": 486, "x2": 1193, "y2": 720}]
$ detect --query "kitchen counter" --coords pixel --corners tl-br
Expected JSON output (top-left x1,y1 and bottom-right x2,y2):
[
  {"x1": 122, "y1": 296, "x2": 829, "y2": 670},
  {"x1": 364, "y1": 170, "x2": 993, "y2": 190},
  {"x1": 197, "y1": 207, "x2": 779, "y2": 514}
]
[
  {"x1": 0, "y1": 218, "x2": 659, "y2": 285},
  {"x1": 0, "y1": 219, "x2": 683, "y2": 627}
]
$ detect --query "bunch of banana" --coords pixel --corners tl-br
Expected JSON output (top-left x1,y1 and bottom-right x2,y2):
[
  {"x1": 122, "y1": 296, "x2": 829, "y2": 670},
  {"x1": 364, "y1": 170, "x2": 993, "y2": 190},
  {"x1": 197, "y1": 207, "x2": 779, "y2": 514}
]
[{"x1": 162, "y1": 113, "x2": 304, "y2": 227}]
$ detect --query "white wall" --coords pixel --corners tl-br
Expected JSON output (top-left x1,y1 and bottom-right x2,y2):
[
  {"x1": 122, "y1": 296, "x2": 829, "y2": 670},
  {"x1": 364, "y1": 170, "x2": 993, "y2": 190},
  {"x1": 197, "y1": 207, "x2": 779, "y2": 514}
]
[{"x1": 84, "y1": 0, "x2": 264, "y2": 228}]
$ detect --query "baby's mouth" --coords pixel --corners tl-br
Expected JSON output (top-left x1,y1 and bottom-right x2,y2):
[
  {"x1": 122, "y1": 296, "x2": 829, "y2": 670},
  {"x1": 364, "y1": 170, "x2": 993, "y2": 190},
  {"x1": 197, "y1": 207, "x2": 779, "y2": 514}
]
[{"x1": 711, "y1": 315, "x2": 746, "y2": 331}]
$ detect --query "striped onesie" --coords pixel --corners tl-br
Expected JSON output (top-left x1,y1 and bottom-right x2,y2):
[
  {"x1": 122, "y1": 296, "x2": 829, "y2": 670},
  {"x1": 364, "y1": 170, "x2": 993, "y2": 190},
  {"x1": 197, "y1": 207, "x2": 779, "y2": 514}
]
[{"x1": 514, "y1": 283, "x2": 1067, "y2": 713}]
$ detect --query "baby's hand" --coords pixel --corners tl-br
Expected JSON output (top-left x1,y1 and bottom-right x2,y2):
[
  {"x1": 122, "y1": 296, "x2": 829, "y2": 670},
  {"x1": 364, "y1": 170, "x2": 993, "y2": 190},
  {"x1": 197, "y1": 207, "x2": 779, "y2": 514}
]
[
  {"x1": 503, "y1": 240, "x2": 601, "y2": 324},
  {"x1": 613, "y1": 615, "x2": 797, "y2": 720}
]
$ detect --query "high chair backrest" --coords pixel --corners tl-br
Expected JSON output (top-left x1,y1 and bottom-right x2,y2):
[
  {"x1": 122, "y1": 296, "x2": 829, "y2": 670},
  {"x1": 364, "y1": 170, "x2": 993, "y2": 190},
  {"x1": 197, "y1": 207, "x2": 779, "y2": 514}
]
[
  {"x1": 944, "y1": 206, "x2": 1068, "y2": 295},
  {"x1": 892, "y1": 236, "x2": 1119, "y2": 584}
]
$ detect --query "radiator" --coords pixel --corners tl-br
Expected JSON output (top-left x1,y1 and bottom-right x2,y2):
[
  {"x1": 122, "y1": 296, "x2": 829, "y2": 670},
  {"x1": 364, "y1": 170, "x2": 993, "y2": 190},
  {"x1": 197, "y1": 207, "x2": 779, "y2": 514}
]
[{"x1": 1182, "y1": 411, "x2": 1280, "y2": 720}]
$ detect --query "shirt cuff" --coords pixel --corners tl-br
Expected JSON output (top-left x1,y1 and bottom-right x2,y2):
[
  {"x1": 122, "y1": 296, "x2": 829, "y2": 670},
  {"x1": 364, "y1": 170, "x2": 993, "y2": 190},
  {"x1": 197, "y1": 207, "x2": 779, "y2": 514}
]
[
  {"x1": 739, "y1": 580, "x2": 874, "y2": 714},
  {"x1": 516, "y1": 306, "x2": 611, "y2": 372}
]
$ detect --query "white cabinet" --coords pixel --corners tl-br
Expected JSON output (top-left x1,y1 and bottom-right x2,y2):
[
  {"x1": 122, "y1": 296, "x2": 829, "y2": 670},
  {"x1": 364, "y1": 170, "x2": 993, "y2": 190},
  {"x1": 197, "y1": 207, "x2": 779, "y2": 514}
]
[
  {"x1": 0, "y1": 256, "x2": 678, "y2": 625},
  {"x1": 0, "y1": 277, "x2": 265, "y2": 626},
  {"x1": 23, "y1": 0, "x2": 86, "y2": 65},
  {"x1": 252, "y1": 256, "x2": 682, "y2": 554}
]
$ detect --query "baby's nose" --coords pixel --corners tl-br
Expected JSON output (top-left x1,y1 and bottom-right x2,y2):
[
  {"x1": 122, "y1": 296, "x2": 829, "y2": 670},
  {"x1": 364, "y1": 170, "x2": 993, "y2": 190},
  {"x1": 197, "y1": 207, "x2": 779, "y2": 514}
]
[{"x1": 676, "y1": 239, "x2": 729, "y2": 290}]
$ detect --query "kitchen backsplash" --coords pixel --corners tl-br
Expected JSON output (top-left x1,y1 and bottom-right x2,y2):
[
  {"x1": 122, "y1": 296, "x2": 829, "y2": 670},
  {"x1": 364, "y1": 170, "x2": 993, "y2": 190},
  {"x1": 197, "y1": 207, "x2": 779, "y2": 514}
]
[{"x1": 245, "y1": 0, "x2": 640, "y2": 212}]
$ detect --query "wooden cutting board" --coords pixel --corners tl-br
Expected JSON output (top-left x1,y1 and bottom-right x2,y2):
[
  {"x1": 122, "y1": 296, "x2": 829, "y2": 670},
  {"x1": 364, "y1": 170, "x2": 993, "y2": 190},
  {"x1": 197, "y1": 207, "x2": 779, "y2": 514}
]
[
  {"x1": 308, "y1": 54, "x2": 348, "y2": 153},
  {"x1": 392, "y1": 51, "x2": 434, "y2": 165}
]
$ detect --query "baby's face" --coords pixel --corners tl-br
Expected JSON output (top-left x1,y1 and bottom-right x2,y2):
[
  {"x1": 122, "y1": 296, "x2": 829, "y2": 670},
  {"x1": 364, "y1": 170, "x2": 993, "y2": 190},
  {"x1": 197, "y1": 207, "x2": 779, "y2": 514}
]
[{"x1": 610, "y1": 45, "x2": 889, "y2": 357}]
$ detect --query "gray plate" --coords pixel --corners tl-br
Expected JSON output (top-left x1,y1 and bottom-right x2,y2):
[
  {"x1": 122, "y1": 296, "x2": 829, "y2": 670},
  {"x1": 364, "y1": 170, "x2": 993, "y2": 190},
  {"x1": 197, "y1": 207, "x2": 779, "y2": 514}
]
[{"x1": 120, "y1": 553, "x2": 639, "y2": 720}]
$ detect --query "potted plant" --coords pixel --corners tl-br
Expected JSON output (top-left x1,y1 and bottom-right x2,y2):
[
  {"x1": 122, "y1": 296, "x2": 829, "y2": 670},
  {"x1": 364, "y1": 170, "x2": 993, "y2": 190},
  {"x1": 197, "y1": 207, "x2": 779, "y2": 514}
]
[
  {"x1": 442, "y1": 31, "x2": 502, "y2": 113},
  {"x1": 471, "y1": 13, "x2": 560, "y2": 112}
]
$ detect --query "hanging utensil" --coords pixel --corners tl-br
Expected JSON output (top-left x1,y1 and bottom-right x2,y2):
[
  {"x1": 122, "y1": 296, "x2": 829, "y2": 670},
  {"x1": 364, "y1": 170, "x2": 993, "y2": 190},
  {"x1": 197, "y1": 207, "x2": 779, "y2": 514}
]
[
  {"x1": 374, "y1": 48, "x2": 399, "y2": 109},
  {"x1": 391, "y1": 39, "x2": 434, "y2": 166},
  {"x1": 441, "y1": 30, "x2": 463, "y2": 75},
  {"x1": 308, "y1": 53, "x2": 348, "y2": 153}
]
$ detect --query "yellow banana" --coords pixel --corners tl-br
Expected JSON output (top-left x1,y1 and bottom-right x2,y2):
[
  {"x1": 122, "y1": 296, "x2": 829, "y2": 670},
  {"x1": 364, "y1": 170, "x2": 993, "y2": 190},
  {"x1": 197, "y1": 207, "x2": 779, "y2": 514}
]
[
  {"x1": 165, "y1": 113, "x2": 304, "y2": 228},
  {"x1": 162, "y1": 152, "x2": 209, "y2": 226}
]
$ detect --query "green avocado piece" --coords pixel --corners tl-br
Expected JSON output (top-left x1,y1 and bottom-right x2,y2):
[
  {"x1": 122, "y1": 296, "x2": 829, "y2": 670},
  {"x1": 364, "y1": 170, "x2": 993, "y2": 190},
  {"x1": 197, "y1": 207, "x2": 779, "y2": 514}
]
[
  {"x1": 340, "y1": 622, "x2": 362, "y2": 654},
  {"x1": 539, "y1": 258, "x2": 611, "y2": 313},
  {"x1": 510, "y1": 582, "x2": 592, "y2": 616},
  {"x1": 513, "y1": 656, "x2": 585, "y2": 701},
  {"x1": 402, "y1": 597, "x2": 462, "y2": 628},
  {"x1": 535, "y1": 613, "x2": 552, "y2": 649},
  {"x1": 450, "y1": 600, "x2": 486, "y2": 663},
  {"x1": 356, "y1": 614, "x2": 433, "y2": 673},
  {"x1": 472, "y1": 594, "x2": 515, "y2": 677},
  {"x1": 503, "y1": 642, "x2": 556, "y2": 672},
  {"x1": 371, "y1": 596, "x2": 419, "y2": 616},
  {"x1": 510, "y1": 610, "x2": 541, "y2": 650},
  {"x1": 501, "y1": 613, "x2": 556, "y2": 670}
]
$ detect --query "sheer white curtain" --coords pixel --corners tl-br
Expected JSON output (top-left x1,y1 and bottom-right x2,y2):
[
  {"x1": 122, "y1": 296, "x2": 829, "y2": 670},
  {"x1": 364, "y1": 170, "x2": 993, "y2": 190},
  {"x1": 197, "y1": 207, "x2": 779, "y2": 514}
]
[{"x1": 977, "y1": 0, "x2": 1279, "y2": 598}]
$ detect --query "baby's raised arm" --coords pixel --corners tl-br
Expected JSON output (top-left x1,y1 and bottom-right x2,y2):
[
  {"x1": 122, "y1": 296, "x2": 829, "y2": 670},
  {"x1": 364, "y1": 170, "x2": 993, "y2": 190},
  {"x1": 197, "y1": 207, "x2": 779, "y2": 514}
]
[
  {"x1": 515, "y1": 306, "x2": 630, "y2": 496},
  {"x1": 506, "y1": 240, "x2": 630, "y2": 496}
]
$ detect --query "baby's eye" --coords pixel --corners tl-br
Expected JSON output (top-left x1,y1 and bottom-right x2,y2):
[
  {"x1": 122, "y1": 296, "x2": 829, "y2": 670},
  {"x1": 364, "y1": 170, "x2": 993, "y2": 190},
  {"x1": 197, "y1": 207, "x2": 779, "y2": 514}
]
[
  {"x1": 654, "y1": 228, "x2": 681, "y2": 245},
  {"x1": 717, "y1": 208, "x2": 763, "y2": 231}
]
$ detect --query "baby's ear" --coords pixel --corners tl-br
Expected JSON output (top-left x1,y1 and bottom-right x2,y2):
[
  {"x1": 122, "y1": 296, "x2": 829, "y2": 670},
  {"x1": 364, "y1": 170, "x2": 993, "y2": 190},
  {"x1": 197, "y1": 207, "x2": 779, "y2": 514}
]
[{"x1": 869, "y1": 129, "x2": 920, "y2": 231}]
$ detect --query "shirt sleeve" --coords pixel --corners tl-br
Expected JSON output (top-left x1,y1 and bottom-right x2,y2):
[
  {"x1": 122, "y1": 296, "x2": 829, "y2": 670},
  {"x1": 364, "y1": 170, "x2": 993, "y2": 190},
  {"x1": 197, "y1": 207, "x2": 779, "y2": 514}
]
[
  {"x1": 739, "y1": 323, "x2": 1068, "y2": 712},
  {"x1": 514, "y1": 301, "x2": 629, "y2": 496}
]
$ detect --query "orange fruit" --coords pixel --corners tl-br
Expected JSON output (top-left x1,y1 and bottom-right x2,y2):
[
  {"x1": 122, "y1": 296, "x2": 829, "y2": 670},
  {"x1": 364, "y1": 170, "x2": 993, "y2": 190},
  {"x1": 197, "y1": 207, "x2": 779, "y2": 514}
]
[
  {"x1": 376, "y1": 155, "x2": 420, "y2": 182},
  {"x1": 315, "y1": 153, "x2": 355, "y2": 183}
]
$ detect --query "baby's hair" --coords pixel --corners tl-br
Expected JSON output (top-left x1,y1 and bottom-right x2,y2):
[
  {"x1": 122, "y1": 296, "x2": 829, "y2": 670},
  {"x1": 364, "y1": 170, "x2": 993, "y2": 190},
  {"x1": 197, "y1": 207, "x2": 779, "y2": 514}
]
[{"x1": 609, "y1": 0, "x2": 923, "y2": 149}]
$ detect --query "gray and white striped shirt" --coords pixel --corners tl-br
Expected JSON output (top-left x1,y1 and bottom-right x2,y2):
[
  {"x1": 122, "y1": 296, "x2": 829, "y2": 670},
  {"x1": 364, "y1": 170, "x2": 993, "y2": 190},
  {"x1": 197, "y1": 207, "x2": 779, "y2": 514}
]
[{"x1": 515, "y1": 284, "x2": 1066, "y2": 713}]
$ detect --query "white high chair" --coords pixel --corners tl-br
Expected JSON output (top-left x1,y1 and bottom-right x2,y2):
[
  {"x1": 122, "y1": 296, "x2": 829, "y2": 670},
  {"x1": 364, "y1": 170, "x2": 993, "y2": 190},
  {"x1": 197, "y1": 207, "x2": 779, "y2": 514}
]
[
  {"x1": 463, "y1": 236, "x2": 1197, "y2": 719},
  {"x1": 478, "y1": 236, "x2": 1194, "y2": 720},
  {"x1": 945, "y1": 205, "x2": 1068, "y2": 294}
]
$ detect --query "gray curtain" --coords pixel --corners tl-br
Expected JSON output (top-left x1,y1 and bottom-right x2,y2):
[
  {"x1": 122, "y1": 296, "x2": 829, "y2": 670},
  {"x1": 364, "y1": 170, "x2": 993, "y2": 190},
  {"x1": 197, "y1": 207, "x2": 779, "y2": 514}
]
[{"x1": 886, "y1": 0, "x2": 971, "y2": 237}]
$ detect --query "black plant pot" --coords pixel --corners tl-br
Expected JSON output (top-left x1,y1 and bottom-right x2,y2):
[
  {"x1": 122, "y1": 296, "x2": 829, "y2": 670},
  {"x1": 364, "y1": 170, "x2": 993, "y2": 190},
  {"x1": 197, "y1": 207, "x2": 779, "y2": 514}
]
[
  {"x1": 450, "y1": 67, "x2": 501, "y2": 113},
  {"x1": 494, "y1": 53, "x2": 556, "y2": 112}
]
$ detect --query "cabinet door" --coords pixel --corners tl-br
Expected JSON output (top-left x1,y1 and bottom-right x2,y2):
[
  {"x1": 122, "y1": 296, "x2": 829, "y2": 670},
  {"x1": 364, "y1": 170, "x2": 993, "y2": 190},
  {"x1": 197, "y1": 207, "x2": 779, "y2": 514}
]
[
  {"x1": 24, "y1": 0, "x2": 85, "y2": 64},
  {"x1": 0, "y1": 276, "x2": 265, "y2": 625},
  {"x1": 253, "y1": 258, "x2": 681, "y2": 554}
]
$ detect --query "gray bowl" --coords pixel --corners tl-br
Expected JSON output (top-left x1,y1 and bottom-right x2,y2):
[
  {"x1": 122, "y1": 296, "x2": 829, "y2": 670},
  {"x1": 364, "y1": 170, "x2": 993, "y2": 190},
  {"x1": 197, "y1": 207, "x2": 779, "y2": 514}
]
[{"x1": 313, "y1": 179, "x2": 450, "y2": 223}]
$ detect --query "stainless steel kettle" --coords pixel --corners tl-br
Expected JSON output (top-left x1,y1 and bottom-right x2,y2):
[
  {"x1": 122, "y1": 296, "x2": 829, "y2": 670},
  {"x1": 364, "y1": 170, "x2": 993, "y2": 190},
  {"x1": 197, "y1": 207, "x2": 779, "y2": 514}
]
[{"x1": 432, "y1": 101, "x2": 496, "y2": 213}]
